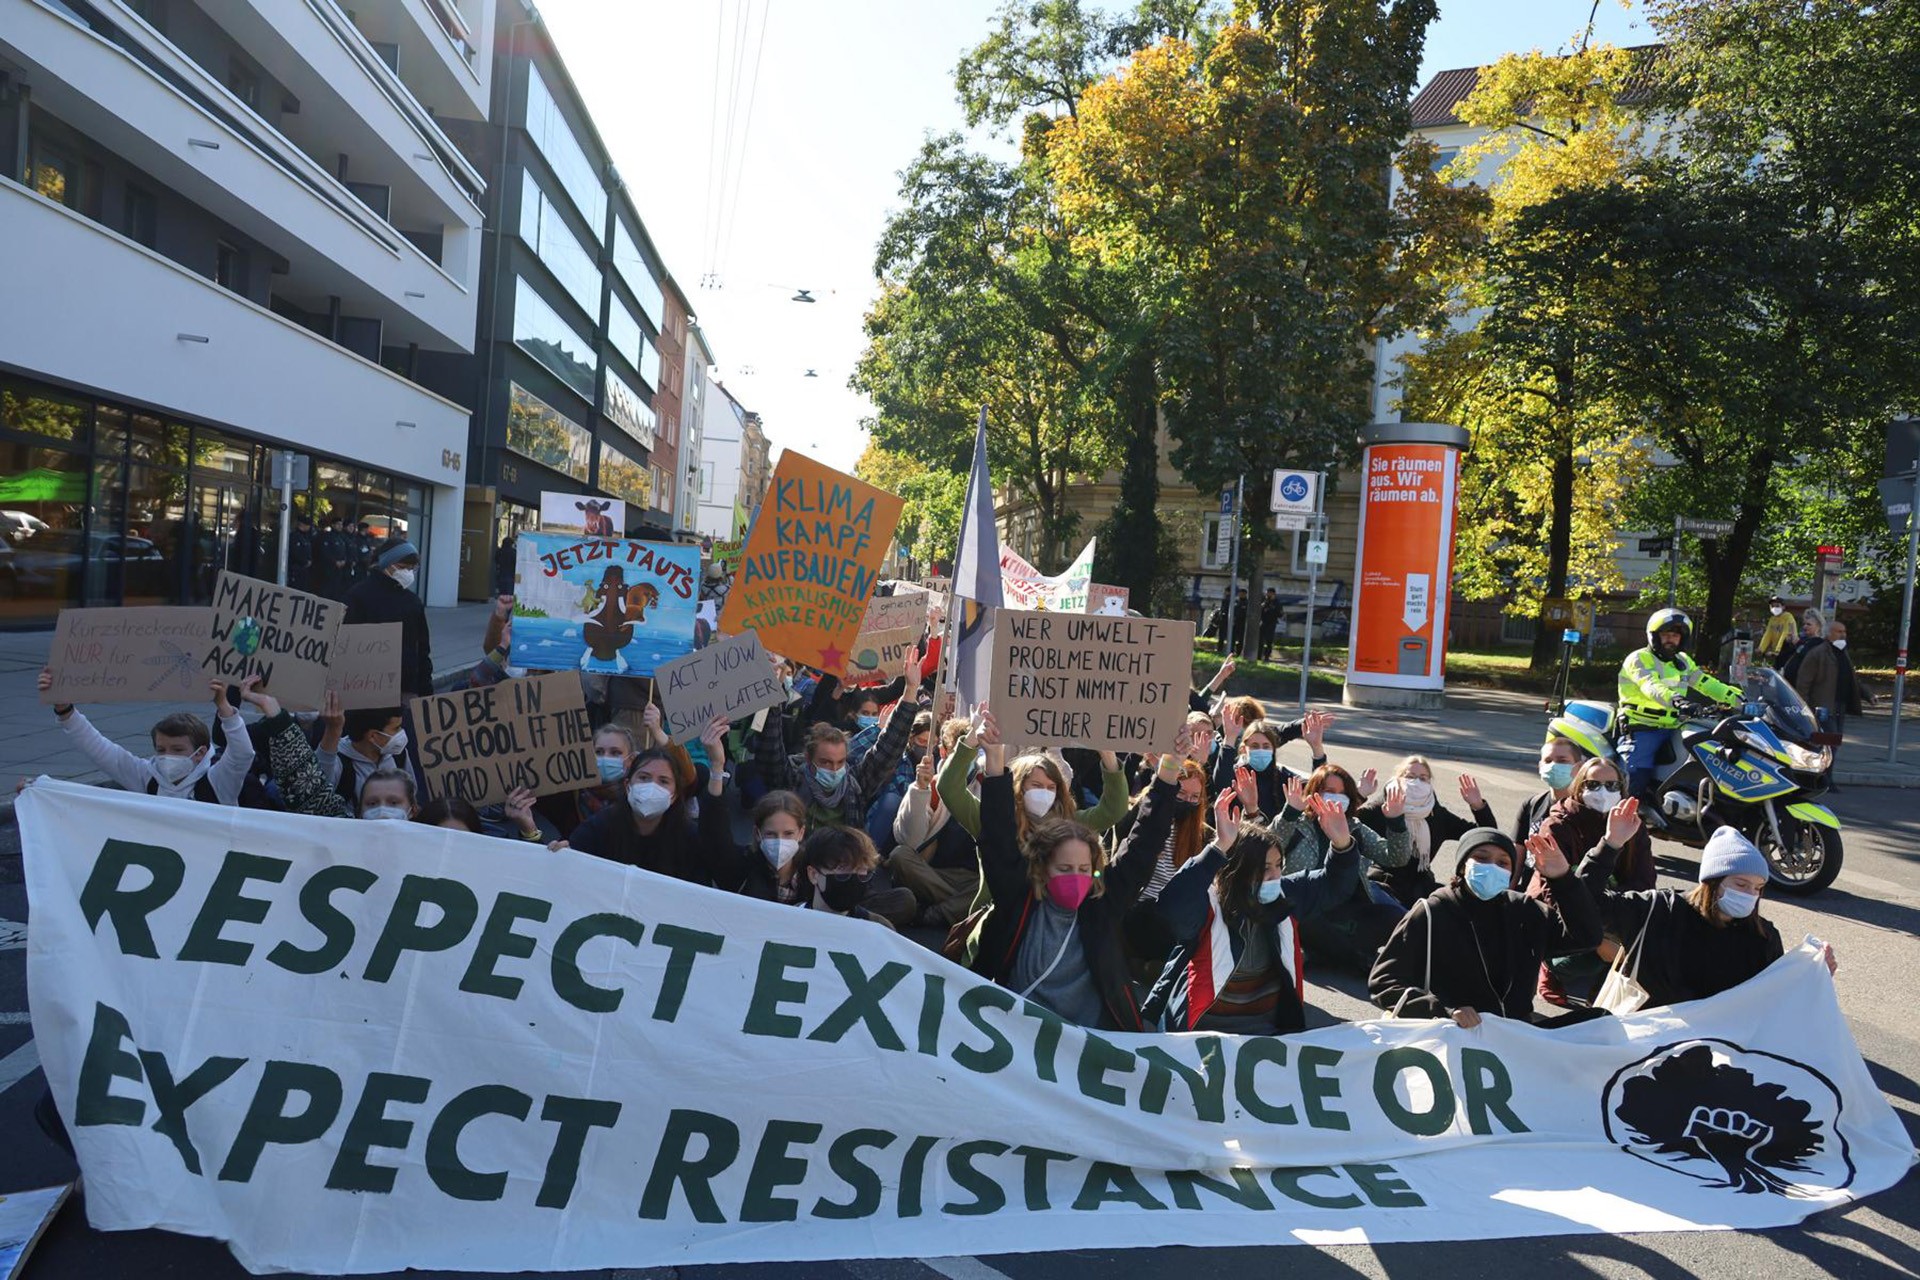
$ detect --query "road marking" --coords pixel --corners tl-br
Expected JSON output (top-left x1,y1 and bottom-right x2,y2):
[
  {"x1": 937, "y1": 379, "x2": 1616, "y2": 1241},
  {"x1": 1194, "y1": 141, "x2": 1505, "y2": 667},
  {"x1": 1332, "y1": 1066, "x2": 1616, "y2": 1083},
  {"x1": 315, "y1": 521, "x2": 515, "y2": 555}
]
[
  {"x1": 0, "y1": 919, "x2": 23, "y2": 951},
  {"x1": 0, "y1": 1038, "x2": 39, "y2": 1095},
  {"x1": 919, "y1": 1259, "x2": 1015, "y2": 1280}
]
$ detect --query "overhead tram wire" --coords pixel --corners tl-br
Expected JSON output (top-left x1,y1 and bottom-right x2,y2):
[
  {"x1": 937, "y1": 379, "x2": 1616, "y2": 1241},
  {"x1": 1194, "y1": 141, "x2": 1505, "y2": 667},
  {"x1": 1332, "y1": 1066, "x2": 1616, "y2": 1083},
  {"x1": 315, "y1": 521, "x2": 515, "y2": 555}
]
[
  {"x1": 697, "y1": 1, "x2": 726, "y2": 288},
  {"x1": 705, "y1": 0, "x2": 757, "y2": 286},
  {"x1": 714, "y1": 0, "x2": 771, "y2": 284}
]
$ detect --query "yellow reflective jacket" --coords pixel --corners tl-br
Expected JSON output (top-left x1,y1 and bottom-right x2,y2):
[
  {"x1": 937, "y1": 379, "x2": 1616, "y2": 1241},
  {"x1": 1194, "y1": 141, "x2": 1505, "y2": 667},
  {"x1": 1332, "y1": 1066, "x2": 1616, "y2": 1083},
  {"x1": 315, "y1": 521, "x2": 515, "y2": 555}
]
[{"x1": 1617, "y1": 646, "x2": 1741, "y2": 728}]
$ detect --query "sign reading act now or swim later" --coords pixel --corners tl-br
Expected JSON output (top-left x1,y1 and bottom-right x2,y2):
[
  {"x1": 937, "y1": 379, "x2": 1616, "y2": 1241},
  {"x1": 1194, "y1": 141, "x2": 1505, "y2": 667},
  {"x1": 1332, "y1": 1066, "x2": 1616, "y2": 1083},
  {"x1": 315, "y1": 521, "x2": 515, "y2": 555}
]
[
  {"x1": 719, "y1": 453, "x2": 903, "y2": 673},
  {"x1": 18, "y1": 781, "x2": 1912, "y2": 1275},
  {"x1": 655, "y1": 630, "x2": 785, "y2": 744},
  {"x1": 989, "y1": 608, "x2": 1194, "y2": 753},
  {"x1": 408, "y1": 672, "x2": 594, "y2": 808}
]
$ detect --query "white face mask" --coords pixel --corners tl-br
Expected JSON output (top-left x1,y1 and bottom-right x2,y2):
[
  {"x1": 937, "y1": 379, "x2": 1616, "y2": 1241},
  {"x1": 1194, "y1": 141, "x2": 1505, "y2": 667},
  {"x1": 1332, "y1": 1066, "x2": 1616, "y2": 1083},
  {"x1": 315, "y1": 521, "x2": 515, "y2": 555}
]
[
  {"x1": 1022, "y1": 787, "x2": 1057, "y2": 818},
  {"x1": 629, "y1": 781, "x2": 673, "y2": 817},
  {"x1": 1583, "y1": 785, "x2": 1621, "y2": 813},
  {"x1": 391, "y1": 567, "x2": 417, "y2": 591},
  {"x1": 761, "y1": 836, "x2": 799, "y2": 868},
  {"x1": 1399, "y1": 778, "x2": 1436, "y2": 815},
  {"x1": 363, "y1": 804, "x2": 410, "y2": 821},
  {"x1": 1320, "y1": 792, "x2": 1349, "y2": 814},
  {"x1": 379, "y1": 729, "x2": 408, "y2": 758},
  {"x1": 1769, "y1": 605, "x2": 1784, "y2": 616},
  {"x1": 152, "y1": 753, "x2": 199, "y2": 785},
  {"x1": 1831, "y1": 639, "x2": 1847, "y2": 651}
]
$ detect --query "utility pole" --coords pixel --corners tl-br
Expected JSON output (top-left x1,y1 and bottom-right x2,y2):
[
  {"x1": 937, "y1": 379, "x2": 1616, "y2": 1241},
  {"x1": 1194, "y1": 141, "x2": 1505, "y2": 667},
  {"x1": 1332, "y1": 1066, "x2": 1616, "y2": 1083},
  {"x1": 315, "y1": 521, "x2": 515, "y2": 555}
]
[
  {"x1": 1297, "y1": 477, "x2": 1327, "y2": 714},
  {"x1": 1222, "y1": 476, "x2": 1244, "y2": 657},
  {"x1": 1890, "y1": 464, "x2": 1920, "y2": 761},
  {"x1": 1668, "y1": 514, "x2": 1680, "y2": 609}
]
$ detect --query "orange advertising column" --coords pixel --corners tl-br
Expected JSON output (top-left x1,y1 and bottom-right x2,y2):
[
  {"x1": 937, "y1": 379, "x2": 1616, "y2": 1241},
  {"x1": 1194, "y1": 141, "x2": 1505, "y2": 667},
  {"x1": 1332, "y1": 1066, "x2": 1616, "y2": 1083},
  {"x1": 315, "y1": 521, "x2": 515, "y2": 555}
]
[{"x1": 1343, "y1": 422, "x2": 1470, "y2": 710}]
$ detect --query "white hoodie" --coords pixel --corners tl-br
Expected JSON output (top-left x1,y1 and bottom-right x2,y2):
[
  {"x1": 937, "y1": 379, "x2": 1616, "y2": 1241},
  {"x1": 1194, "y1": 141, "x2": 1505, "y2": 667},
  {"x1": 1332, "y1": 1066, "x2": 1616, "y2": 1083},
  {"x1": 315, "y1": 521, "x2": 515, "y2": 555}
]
[{"x1": 59, "y1": 708, "x2": 255, "y2": 805}]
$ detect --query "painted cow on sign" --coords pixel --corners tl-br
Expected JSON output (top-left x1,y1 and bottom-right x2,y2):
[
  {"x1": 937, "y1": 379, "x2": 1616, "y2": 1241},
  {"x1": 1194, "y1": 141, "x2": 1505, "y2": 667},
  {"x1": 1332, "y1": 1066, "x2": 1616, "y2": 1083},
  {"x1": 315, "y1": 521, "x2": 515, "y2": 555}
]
[{"x1": 577, "y1": 499, "x2": 616, "y2": 537}]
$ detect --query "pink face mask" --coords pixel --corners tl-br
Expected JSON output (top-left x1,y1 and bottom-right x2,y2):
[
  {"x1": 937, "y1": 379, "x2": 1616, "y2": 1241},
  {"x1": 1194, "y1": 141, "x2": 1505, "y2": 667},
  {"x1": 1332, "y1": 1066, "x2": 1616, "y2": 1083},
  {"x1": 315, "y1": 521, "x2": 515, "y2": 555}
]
[{"x1": 1045, "y1": 872, "x2": 1094, "y2": 912}]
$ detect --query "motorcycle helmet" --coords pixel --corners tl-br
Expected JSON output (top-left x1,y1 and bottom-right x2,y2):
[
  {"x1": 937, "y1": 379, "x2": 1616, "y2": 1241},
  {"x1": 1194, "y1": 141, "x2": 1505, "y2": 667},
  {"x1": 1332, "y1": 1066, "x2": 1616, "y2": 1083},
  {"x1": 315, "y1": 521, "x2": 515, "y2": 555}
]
[
  {"x1": 1645, "y1": 608, "x2": 1692, "y2": 656},
  {"x1": 1547, "y1": 713, "x2": 1611, "y2": 762}
]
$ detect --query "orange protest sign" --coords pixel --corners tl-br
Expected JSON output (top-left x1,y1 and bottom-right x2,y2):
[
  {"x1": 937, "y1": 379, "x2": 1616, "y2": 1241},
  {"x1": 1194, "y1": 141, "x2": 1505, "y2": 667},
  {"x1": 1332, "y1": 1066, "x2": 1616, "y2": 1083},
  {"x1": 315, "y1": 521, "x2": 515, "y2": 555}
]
[{"x1": 718, "y1": 452, "x2": 904, "y2": 673}]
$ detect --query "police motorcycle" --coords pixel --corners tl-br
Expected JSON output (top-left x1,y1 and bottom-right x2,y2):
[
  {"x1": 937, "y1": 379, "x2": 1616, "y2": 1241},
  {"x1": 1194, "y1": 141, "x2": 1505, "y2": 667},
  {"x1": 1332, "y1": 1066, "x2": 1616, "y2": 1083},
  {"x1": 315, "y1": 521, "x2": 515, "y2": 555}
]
[{"x1": 1562, "y1": 667, "x2": 1843, "y2": 894}]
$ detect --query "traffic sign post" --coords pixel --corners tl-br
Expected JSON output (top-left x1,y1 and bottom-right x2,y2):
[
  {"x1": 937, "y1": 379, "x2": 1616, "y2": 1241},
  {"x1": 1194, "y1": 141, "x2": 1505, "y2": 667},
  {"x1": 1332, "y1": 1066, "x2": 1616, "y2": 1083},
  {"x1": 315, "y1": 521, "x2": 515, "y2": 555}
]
[
  {"x1": 1890, "y1": 467, "x2": 1920, "y2": 762},
  {"x1": 1666, "y1": 517, "x2": 1735, "y2": 607},
  {"x1": 1224, "y1": 476, "x2": 1244, "y2": 657}
]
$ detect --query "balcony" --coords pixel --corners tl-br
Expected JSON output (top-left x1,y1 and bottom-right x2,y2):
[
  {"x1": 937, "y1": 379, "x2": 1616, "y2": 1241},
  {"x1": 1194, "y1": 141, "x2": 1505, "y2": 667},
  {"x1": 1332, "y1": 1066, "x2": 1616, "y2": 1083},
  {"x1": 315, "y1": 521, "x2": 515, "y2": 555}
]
[
  {"x1": 4, "y1": 0, "x2": 477, "y2": 350},
  {"x1": 0, "y1": 179, "x2": 470, "y2": 488},
  {"x1": 337, "y1": 0, "x2": 493, "y2": 123}
]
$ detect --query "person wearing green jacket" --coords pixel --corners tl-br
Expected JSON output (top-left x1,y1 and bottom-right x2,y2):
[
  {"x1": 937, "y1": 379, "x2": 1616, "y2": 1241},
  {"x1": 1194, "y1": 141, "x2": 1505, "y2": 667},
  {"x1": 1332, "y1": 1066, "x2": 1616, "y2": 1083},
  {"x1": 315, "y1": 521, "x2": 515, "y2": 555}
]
[{"x1": 936, "y1": 730, "x2": 1130, "y2": 844}]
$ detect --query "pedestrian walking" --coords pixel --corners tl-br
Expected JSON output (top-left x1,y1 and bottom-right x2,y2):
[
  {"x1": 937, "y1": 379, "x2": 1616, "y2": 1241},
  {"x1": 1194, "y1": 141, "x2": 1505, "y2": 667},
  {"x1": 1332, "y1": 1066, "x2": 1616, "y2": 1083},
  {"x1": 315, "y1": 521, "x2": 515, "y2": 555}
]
[
  {"x1": 344, "y1": 539, "x2": 432, "y2": 699},
  {"x1": 1258, "y1": 587, "x2": 1280, "y2": 661},
  {"x1": 1819, "y1": 620, "x2": 1864, "y2": 787}
]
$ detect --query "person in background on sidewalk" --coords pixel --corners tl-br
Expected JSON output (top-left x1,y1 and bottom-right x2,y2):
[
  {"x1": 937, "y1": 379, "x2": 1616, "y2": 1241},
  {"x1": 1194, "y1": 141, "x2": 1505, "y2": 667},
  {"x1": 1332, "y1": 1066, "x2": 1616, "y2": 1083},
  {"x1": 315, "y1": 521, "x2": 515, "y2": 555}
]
[
  {"x1": 1804, "y1": 621, "x2": 1866, "y2": 790},
  {"x1": 1758, "y1": 595, "x2": 1797, "y2": 667},
  {"x1": 39, "y1": 668, "x2": 257, "y2": 805},
  {"x1": 1780, "y1": 608, "x2": 1827, "y2": 685},
  {"x1": 1258, "y1": 587, "x2": 1281, "y2": 661},
  {"x1": 344, "y1": 539, "x2": 432, "y2": 700}
]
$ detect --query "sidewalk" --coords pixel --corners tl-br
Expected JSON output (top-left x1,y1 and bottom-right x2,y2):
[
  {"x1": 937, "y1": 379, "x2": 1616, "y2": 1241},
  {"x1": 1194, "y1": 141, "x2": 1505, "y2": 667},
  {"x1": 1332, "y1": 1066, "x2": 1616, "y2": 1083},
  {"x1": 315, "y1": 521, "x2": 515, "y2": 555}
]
[
  {"x1": 0, "y1": 600, "x2": 498, "y2": 817},
  {"x1": 1272, "y1": 683, "x2": 1920, "y2": 788}
]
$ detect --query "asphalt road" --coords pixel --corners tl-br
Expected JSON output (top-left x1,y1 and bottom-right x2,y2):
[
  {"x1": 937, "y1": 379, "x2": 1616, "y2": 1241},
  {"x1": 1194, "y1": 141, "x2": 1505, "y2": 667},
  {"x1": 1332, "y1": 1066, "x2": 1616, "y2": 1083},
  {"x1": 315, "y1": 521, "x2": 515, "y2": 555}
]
[{"x1": 0, "y1": 731, "x2": 1914, "y2": 1279}]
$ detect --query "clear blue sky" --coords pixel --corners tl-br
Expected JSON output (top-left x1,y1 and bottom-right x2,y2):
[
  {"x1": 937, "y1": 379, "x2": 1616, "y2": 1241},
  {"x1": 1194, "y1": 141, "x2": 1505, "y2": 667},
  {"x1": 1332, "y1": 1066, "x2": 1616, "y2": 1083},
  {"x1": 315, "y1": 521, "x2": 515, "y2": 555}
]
[{"x1": 536, "y1": 0, "x2": 1650, "y2": 474}]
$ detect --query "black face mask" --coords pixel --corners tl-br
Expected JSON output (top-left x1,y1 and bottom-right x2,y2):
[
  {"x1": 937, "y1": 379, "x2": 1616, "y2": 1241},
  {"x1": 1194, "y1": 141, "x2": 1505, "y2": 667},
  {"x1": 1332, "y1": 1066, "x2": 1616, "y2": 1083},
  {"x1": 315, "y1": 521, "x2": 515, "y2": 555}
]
[
  {"x1": 1171, "y1": 798, "x2": 1200, "y2": 819},
  {"x1": 817, "y1": 873, "x2": 868, "y2": 912},
  {"x1": 906, "y1": 746, "x2": 927, "y2": 766}
]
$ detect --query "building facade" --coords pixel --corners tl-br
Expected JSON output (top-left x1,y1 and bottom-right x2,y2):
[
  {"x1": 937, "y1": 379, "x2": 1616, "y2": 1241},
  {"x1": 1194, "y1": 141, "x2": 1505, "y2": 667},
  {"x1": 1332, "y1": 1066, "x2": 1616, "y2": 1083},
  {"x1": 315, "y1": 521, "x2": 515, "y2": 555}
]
[
  {"x1": 678, "y1": 324, "x2": 712, "y2": 535},
  {"x1": 739, "y1": 410, "x2": 771, "y2": 525},
  {"x1": 449, "y1": 0, "x2": 687, "y2": 598},
  {"x1": 0, "y1": 0, "x2": 491, "y2": 620},
  {"x1": 695, "y1": 382, "x2": 747, "y2": 541}
]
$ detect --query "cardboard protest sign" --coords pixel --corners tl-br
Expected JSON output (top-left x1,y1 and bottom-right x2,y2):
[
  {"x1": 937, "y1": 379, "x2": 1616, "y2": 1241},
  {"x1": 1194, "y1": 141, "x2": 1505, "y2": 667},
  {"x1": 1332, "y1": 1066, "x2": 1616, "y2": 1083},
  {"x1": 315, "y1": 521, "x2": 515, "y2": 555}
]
[
  {"x1": 655, "y1": 629, "x2": 785, "y2": 743},
  {"x1": 988, "y1": 607, "x2": 1194, "y2": 753},
  {"x1": 408, "y1": 671, "x2": 594, "y2": 808},
  {"x1": 841, "y1": 586, "x2": 929, "y2": 684},
  {"x1": 540, "y1": 492, "x2": 626, "y2": 536},
  {"x1": 204, "y1": 572, "x2": 342, "y2": 710},
  {"x1": 1087, "y1": 583, "x2": 1131, "y2": 616},
  {"x1": 718, "y1": 452, "x2": 904, "y2": 673},
  {"x1": 21, "y1": 779, "x2": 1915, "y2": 1275},
  {"x1": 512, "y1": 533, "x2": 699, "y2": 676},
  {"x1": 40, "y1": 606, "x2": 214, "y2": 705},
  {"x1": 326, "y1": 623, "x2": 402, "y2": 710}
]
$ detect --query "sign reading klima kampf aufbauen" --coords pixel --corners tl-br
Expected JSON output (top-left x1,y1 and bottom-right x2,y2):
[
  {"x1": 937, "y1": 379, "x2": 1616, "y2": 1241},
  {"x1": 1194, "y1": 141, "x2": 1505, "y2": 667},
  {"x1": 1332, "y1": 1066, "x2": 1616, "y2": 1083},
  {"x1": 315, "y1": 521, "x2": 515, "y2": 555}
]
[{"x1": 18, "y1": 782, "x2": 1915, "y2": 1275}]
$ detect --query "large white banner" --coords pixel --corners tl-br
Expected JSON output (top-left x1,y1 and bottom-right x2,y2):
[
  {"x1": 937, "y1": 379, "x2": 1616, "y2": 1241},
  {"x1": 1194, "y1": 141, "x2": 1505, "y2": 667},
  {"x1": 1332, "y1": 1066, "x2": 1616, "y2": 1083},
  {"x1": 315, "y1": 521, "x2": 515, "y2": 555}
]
[{"x1": 19, "y1": 781, "x2": 1915, "y2": 1275}]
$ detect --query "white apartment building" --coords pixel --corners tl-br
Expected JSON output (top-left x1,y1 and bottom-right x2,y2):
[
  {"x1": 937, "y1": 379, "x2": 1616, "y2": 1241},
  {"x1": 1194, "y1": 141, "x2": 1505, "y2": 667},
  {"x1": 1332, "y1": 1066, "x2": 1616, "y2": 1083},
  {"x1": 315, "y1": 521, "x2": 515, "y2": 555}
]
[
  {"x1": 695, "y1": 379, "x2": 746, "y2": 541},
  {"x1": 0, "y1": 0, "x2": 493, "y2": 617},
  {"x1": 679, "y1": 324, "x2": 711, "y2": 536}
]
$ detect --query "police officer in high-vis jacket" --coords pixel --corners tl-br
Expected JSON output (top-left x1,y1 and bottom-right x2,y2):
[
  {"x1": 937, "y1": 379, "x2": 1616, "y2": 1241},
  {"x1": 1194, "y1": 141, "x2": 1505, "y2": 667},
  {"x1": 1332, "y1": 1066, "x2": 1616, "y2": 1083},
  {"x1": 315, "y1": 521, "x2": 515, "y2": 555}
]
[{"x1": 1617, "y1": 608, "x2": 1742, "y2": 816}]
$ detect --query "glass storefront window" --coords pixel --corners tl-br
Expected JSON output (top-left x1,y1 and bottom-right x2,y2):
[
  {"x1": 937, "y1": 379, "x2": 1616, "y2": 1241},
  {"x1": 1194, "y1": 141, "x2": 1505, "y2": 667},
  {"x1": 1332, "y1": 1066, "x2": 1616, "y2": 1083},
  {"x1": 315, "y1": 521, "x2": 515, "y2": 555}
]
[
  {"x1": 603, "y1": 368, "x2": 655, "y2": 450},
  {"x1": 507, "y1": 383, "x2": 591, "y2": 482},
  {"x1": 0, "y1": 439, "x2": 91, "y2": 623},
  {"x1": 522, "y1": 65, "x2": 606, "y2": 232},
  {"x1": 513, "y1": 277, "x2": 597, "y2": 403},
  {"x1": 599, "y1": 438, "x2": 653, "y2": 509},
  {"x1": 519, "y1": 170, "x2": 602, "y2": 321},
  {"x1": 2, "y1": 385, "x2": 89, "y2": 444},
  {"x1": 612, "y1": 220, "x2": 665, "y2": 330}
]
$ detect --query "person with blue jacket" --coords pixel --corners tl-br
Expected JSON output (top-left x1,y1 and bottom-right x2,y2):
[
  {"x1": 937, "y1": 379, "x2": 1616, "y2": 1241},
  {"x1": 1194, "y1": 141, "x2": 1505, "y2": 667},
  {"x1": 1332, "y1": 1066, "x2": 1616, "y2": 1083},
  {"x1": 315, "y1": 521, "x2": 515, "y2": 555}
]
[{"x1": 1144, "y1": 781, "x2": 1361, "y2": 1034}]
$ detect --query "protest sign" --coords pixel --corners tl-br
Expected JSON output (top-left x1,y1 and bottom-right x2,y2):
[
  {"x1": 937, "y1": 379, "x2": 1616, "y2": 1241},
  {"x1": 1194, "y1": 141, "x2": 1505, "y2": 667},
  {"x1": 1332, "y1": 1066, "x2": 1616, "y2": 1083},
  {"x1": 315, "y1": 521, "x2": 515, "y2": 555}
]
[
  {"x1": 205, "y1": 572, "x2": 341, "y2": 710},
  {"x1": 841, "y1": 587, "x2": 929, "y2": 685},
  {"x1": 41, "y1": 607, "x2": 214, "y2": 705},
  {"x1": 540, "y1": 492, "x2": 626, "y2": 537},
  {"x1": 408, "y1": 671, "x2": 594, "y2": 808},
  {"x1": 1087, "y1": 583, "x2": 1131, "y2": 616},
  {"x1": 655, "y1": 630, "x2": 784, "y2": 743},
  {"x1": 1001, "y1": 538, "x2": 1096, "y2": 611},
  {"x1": 989, "y1": 608, "x2": 1193, "y2": 753},
  {"x1": 327, "y1": 623, "x2": 402, "y2": 710},
  {"x1": 718, "y1": 452, "x2": 904, "y2": 673},
  {"x1": 512, "y1": 533, "x2": 699, "y2": 676},
  {"x1": 20, "y1": 779, "x2": 1914, "y2": 1275}
]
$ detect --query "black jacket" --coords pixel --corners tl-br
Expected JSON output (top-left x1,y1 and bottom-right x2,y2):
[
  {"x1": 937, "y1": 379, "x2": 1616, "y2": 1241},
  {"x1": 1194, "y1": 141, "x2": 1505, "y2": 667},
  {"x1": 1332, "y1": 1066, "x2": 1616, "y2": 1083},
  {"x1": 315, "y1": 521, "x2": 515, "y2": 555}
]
[
  {"x1": 1510, "y1": 788, "x2": 1559, "y2": 847},
  {"x1": 1356, "y1": 798, "x2": 1496, "y2": 906},
  {"x1": 569, "y1": 792, "x2": 747, "y2": 888},
  {"x1": 344, "y1": 572, "x2": 432, "y2": 698},
  {"x1": 1368, "y1": 871, "x2": 1602, "y2": 1022},
  {"x1": 1576, "y1": 842, "x2": 1783, "y2": 1007},
  {"x1": 969, "y1": 771, "x2": 1178, "y2": 1031}
]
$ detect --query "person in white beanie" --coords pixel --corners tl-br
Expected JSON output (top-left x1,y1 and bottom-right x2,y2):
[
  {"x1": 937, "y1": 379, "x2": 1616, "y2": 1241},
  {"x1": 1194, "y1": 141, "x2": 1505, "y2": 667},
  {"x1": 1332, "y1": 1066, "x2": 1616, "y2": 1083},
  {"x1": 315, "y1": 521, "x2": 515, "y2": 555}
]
[{"x1": 1576, "y1": 825, "x2": 1836, "y2": 1009}]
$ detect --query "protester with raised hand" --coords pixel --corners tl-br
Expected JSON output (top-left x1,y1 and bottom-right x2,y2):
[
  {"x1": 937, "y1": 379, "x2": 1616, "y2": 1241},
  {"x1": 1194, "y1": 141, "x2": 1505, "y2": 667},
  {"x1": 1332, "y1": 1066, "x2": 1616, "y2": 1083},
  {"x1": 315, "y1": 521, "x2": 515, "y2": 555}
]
[
  {"x1": 791, "y1": 826, "x2": 898, "y2": 930},
  {"x1": 1367, "y1": 829, "x2": 1604, "y2": 1028},
  {"x1": 1512, "y1": 733, "x2": 1586, "y2": 847},
  {"x1": 889, "y1": 721, "x2": 982, "y2": 927},
  {"x1": 243, "y1": 686, "x2": 351, "y2": 817},
  {"x1": 936, "y1": 720, "x2": 1129, "y2": 842},
  {"x1": 1526, "y1": 774, "x2": 1655, "y2": 1004},
  {"x1": 1576, "y1": 824, "x2": 1829, "y2": 1007},
  {"x1": 964, "y1": 707, "x2": 1189, "y2": 1030},
  {"x1": 1358, "y1": 756, "x2": 1498, "y2": 909},
  {"x1": 751, "y1": 644, "x2": 922, "y2": 828},
  {"x1": 1144, "y1": 784, "x2": 1362, "y2": 1033},
  {"x1": 1266, "y1": 767, "x2": 1412, "y2": 972},
  {"x1": 1118, "y1": 758, "x2": 1211, "y2": 978},
  {"x1": 42, "y1": 667, "x2": 257, "y2": 806},
  {"x1": 1220, "y1": 708, "x2": 1331, "y2": 816},
  {"x1": 566, "y1": 716, "x2": 746, "y2": 886},
  {"x1": 320, "y1": 706, "x2": 411, "y2": 808}
]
